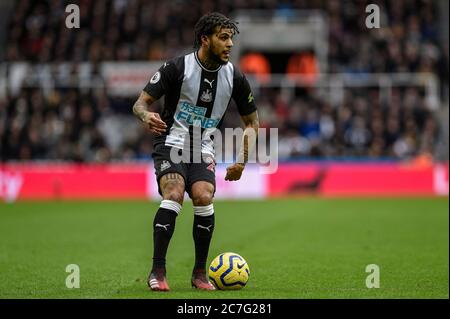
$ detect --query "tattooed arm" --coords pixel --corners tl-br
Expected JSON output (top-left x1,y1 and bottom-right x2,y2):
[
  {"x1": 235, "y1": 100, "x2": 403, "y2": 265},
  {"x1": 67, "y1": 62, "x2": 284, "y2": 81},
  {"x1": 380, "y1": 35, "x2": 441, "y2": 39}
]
[
  {"x1": 225, "y1": 110, "x2": 260, "y2": 181},
  {"x1": 132, "y1": 91, "x2": 167, "y2": 135}
]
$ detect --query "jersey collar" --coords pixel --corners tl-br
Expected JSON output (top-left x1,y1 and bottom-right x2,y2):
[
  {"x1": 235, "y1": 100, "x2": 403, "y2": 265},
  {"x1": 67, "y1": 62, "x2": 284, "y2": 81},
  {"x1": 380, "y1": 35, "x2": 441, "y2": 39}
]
[{"x1": 194, "y1": 51, "x2": 223, "y2": 72}]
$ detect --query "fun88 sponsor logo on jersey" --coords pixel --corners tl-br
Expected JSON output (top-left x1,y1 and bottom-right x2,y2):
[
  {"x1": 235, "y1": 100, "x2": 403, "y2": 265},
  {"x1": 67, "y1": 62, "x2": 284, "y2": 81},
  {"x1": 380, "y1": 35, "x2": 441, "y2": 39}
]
[{"x1": 176, "y1": 102, "x2": 219, "y2": 129}]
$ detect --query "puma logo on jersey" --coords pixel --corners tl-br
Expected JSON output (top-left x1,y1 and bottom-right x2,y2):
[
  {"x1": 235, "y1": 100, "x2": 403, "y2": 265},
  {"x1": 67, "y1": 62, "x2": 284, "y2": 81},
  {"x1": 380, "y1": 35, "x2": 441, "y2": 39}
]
[
  {"x1": 204, "y1": 78, "x2": 215, "y2": 88},
  {"x1": 155, "y1": 223, "x2": 171, "y2": 231},
  {"x1": 197, "y1": 224, "x2": 213, "y2": 232}
]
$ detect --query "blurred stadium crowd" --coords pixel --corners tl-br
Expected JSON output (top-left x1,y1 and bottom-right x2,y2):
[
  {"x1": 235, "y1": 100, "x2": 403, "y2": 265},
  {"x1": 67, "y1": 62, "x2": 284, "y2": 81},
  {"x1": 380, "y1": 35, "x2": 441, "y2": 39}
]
[{"x1": 1, "y1": 0, "x2": 448, "y2": 162}]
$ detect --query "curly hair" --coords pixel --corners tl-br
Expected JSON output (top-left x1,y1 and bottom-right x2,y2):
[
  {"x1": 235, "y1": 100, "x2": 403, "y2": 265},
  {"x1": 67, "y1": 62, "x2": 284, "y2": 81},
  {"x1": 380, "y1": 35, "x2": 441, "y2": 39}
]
[{"x1": 193, "y1": 12, "x2": 239, "y2": 49}]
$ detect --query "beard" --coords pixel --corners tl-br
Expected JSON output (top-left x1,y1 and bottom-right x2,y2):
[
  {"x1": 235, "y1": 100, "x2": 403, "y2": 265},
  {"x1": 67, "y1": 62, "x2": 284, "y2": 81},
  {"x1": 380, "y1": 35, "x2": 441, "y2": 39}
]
[{"x1": 208, "y1": 46, "x2": 228, "y2": 65}]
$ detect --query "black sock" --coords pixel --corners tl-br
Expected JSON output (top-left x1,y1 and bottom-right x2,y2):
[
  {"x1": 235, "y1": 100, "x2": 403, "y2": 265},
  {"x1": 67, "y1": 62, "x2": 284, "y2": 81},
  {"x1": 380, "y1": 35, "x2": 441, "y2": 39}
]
[
  {"x1": 151, "y1": 207, "x2": 178, "y2": 272},
  {"x1": 192, "y1": 214, "x2": 215, "y2": 271}
]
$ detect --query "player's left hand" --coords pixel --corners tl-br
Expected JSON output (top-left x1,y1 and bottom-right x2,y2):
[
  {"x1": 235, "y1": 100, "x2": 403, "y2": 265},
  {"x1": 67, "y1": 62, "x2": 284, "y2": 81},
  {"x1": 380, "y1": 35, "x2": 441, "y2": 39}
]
[{"x1": 225, "y1": 163, "x2": 245, "y2": 181}]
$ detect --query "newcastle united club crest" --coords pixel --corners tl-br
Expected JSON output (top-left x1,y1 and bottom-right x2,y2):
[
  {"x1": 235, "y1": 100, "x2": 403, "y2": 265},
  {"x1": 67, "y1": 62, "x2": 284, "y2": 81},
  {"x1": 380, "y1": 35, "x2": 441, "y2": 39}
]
[{"x1": 200, "y1": 89, "x2": 212, "y2": 103}]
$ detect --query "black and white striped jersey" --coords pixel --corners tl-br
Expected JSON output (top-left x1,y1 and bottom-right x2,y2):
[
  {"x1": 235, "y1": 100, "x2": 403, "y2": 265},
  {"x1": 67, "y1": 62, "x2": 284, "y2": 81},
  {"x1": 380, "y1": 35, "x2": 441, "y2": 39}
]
[{"x1": 143, "y1": 50, "x2": 257, "y2": 157}]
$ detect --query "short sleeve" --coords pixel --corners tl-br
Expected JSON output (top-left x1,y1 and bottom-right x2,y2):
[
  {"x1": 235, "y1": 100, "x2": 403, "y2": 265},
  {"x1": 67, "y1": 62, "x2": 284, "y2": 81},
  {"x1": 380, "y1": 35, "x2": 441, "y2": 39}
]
[
  {"x1": 143, "y1": 62, "x2": 177, "y2": 100},
  {"x1": 232, "y1": 73, "x2": 257, "y2": 116}
]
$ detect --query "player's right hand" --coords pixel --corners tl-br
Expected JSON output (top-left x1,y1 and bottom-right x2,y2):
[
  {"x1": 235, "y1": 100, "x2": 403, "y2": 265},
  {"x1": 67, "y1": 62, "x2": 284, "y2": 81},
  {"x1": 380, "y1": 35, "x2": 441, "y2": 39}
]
[{"x1": 143, "y1": 112, "x2": 167, "y2": 135}]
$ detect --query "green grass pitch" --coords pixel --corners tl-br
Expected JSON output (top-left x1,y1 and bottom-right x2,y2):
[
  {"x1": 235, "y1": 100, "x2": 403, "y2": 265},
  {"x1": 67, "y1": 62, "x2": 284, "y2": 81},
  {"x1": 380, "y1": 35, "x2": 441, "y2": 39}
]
[{"x1": 0, "y1": 198, "x2": 448, "y2": 298}]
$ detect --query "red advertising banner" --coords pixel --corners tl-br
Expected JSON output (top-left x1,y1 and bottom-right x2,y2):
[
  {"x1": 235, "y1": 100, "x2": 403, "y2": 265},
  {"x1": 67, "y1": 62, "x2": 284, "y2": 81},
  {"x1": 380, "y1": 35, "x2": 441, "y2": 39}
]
[
  {"x1": 0, "y1": 162, "x2": 448, "y2": 202},
  {"x1": 0, "y1": 163, "x2": 150, "y2": 201},
  {"x1": 267, "y1": 162, "x2": 449, "y2": 197}
]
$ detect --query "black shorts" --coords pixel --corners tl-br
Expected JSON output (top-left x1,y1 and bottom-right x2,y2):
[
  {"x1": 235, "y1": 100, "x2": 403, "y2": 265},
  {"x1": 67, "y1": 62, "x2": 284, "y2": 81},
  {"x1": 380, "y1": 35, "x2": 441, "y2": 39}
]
[{"x1": 152, "y1": 144, "x2": 216, "y2": 197}]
